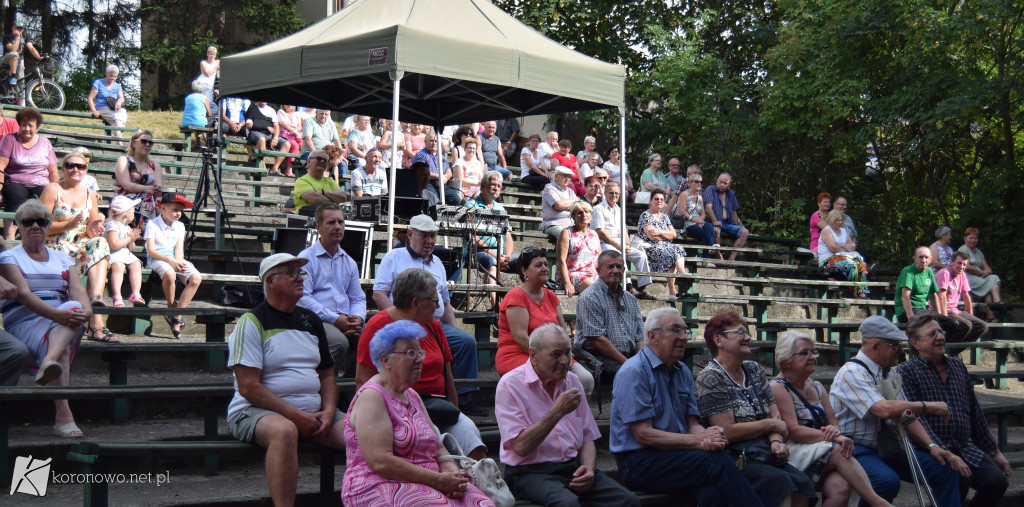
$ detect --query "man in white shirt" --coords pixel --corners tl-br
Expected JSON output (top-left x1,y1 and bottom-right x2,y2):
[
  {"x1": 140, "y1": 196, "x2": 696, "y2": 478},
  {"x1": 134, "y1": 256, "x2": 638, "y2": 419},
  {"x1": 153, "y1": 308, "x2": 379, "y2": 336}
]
[
  {"x1": 297, "y1": 204, "x2": 365, "y2": 376},
  {"x1": 371, "y1": 215, "x2": 486, "y2": 416},
  {"x1": 592, "y1": 182, "x2": 654, "y2": 299}
]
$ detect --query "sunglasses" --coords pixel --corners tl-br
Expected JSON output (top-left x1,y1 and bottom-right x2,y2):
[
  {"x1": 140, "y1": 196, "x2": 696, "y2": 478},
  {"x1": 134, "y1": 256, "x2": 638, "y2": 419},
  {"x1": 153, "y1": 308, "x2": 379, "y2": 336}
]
[
  {"x1": 309, "y1": 156, "x2": 327, "y2": 164},
  {"x1": 19, "y1": 217, "x2": 51, "y2": 227},
  {"x1": 63, "y1": 162, "x2": 87, "y2": 171},
  {"x1": 137, "y1": 139, "x2": 155, "y2": 146}
]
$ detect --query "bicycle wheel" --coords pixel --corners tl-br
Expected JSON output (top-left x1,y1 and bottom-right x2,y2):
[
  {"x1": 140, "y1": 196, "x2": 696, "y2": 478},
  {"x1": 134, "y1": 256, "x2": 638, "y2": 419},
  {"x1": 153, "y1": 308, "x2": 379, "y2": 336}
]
[{"x1": 28, "y1": 79, "x2": 65, "y2": 110}]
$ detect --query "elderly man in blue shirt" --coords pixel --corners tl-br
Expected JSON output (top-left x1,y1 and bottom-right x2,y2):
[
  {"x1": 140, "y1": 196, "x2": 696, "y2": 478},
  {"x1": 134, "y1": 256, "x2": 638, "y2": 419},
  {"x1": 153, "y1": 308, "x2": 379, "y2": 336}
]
[
  {"x1": 610, "y1": 306, "x2": 762, "y2": 506},
  {"x1": 411, "y1": 135, "x2": 460, "y2": 205},
  {"x1": 296, "y1": 203, "x2": 365, "y2": 376}
]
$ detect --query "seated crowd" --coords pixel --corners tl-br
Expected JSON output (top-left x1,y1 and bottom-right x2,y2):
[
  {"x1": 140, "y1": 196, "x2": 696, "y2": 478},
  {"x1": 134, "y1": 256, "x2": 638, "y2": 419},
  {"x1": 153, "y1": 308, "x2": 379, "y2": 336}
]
[{"x1": 2, "y1": 98, "x2": 1012, "y2": 507}]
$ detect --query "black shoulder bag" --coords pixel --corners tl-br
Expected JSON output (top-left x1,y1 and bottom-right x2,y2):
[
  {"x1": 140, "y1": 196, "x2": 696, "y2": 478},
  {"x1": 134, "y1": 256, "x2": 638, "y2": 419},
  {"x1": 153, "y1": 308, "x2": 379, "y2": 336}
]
[
  {"x1": 848, "y1": 358, "x2": 909, "y2": 468},
  {"x1": 418, "y1": 325, "x2": 461, "y2": 427}
]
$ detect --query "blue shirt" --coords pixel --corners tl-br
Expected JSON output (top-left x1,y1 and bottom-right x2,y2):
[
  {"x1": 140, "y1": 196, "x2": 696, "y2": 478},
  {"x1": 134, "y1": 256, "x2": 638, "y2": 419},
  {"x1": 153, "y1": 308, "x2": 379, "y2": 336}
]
[
  {"x1": 411, "y1": 148, "x2": 449, "y2": 178},
  {"x1": 702, "y1": 186, "x2": 741, "y2": 224},
  {"x1": 610, "y1": 346, "x2": 700, "y2": 453},
  {"x1": 297, "y1": 240, "x2": 366, "y2": 325},
  {"x1": 181, "y1": 93, "x2": 207, "y2": 128},
  {"x1": 92, "y1": 78, "x2": 122, "y2": 104}
]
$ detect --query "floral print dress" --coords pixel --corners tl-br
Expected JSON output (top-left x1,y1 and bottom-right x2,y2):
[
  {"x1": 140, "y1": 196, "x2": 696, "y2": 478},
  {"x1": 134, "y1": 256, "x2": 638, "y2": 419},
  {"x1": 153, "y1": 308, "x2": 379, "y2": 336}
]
[
  {"x1": 557, "y1": 227, "x2": 600, "y2": 290},
  {"x1": 637, "y1": 211, "x2": 686, "y2": 272},
  {"x1": 45, "y1": 185, "x2": 110, "y2": 276}
]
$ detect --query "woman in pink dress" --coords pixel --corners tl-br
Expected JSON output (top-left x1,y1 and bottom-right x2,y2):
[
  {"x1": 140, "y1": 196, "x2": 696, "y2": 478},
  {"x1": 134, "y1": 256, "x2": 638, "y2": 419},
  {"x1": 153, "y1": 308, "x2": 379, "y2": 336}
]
[
  {"x1": 555, "y1": 201, "x2": 600, "y2": 298},
  {"x1": 808, "y1": 192, "x2": 830, "y2": 252},
  {"x1": 343, "y1": 320, "x2": 495, "y2": 507}
]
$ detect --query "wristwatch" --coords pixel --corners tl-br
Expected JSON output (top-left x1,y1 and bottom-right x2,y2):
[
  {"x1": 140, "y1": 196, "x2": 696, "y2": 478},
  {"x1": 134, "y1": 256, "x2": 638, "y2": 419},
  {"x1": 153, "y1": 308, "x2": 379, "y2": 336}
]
[{"x1": 927, "y1": 443, "x2": 940, "y2": 450}]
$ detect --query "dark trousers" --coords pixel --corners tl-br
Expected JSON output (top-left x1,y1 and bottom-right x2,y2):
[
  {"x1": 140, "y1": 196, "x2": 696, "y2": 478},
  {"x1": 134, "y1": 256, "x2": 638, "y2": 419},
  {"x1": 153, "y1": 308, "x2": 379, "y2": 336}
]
[
  {"x1": 521, "y1": 173, "x2": 550, "y2": 190},
  {"x1": 616, "y1": 448, "x2": 763, "y2": 507},
  {"x1": 0, "y1": 329, "x2": 28, "y2": 386},
  {"x1": 504, "y1": 459, "x2": 641, "y2": 507},
  {"x1": 897, "y1": 310, "x2": 965, "y2": 341},
  {"x1": 947, "y1": 311, "x2": 989, "y2": 342},
  {"x1": 596, "y1": 354, "x2": 624, "y2": 385},
  {"x1": 958, "y1": 452, "x2": 1008, "y2": 506},
  {"x1": 1, "y1": 182, "x2": 45, "y2": 212},
  {"x1": 685, "y1": 222, "x2": 716, "y2": 257}
]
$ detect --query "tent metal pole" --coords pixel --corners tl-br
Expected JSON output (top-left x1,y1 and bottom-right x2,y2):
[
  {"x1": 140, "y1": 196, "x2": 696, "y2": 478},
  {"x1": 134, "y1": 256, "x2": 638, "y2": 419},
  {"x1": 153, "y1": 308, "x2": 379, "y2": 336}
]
[
  {"x1": 434, "y1": 123, "x2": 449, "y2": 249},
  {"x1": 619, "y1": 113, "x2": 626, "y2": 263},
  {"x1": 386, "y1": 73, "x2": 402, "y2": 251},
  {"x1": 215, "y1": 98, "x2": 224, "y2": 250}
]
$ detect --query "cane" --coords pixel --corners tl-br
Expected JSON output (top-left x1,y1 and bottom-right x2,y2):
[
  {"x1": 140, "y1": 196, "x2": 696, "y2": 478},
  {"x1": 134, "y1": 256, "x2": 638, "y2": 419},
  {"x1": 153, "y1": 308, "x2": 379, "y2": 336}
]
[{"x1": 896, "y1": 409, "x2": 938, "y2": 506}]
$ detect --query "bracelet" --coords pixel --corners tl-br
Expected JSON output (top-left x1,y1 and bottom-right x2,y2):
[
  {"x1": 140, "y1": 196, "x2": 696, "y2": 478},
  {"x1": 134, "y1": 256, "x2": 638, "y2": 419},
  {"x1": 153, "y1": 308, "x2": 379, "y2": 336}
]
[
  {"x1": 921, "y1": 401, "x2": 926, "y2": 414},
  {"x1": 927, "y1": 443, "x2": 940, "y2": 450},
  {"x1": 770, "y1": 439, "x2": 784, "y2": 445}
]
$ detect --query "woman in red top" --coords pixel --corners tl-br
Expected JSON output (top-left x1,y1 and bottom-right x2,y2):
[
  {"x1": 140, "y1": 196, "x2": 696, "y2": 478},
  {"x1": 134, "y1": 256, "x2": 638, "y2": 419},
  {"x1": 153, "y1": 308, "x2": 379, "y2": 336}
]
[
  {"x1": 549, "y1": 139, "x2": 583, "y2": 196},
  {"x1": 355, "y1": 268, "x2": 486, "y2": 459},
  {"x1": 496, "y1": 248, "x2": 594, "y2": 394}
]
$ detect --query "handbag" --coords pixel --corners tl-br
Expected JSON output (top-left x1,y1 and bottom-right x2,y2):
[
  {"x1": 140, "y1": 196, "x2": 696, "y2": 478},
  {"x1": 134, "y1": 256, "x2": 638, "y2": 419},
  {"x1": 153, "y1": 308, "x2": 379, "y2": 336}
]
[
  {"x1": 439, "y1": 433, "x2": 515, "y2": 507},
  {"x1": 634, "y1": 191, "x2": 651, "y2": 204},
  {"x1": 105, "y1": 96, "x2": 118, "y2": 109},
  {"x1": 848, "y1": 358, "x2": 910, "y2": 468},
  {"x1": 728, "y1": 436, "x2": 784, "y2": 470}
]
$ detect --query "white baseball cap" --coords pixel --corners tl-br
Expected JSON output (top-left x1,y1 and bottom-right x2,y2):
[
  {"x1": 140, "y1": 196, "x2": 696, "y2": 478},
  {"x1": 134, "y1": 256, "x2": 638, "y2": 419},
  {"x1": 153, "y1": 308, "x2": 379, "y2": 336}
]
[
  {"x1": 259, "y1": 253, "x2": 309, "y2": 280},
  {"x1": 408, "y1": 214, "x2": 438, "y2": 232}
]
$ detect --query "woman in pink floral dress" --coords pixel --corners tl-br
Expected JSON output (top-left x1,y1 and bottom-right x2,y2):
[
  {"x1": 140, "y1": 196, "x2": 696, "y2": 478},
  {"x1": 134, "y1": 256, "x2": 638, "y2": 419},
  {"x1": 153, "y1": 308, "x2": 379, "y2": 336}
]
[
  {"x1": 343, "y1": 320, "x2": 495, "y2": 507},
  {"x1": 555, "y1": 201, "x2": 600, "y2": 298}
]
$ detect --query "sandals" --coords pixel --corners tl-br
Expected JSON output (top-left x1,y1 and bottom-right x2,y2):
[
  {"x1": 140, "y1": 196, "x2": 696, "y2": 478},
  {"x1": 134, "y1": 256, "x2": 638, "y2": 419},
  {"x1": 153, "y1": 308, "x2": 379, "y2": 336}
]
[
  {"x1": 112, "y1": 295, "x2": 124, "y2": 308},
  {"x1": 282, "y1": 171, "x2": 296, "y2": 178},
  {"x1": 54, "y1": 422, "x2": 84, "y2": 438},
  {"x1": 87, "y1": 326, "x2": 119, "y2": 343},
  {"x1": 267, "y1": 170, "x2": 284, "y2": 176},
  {"x1": 164, "y1": 315, "x2": 184, "y2": 339},
  {"x1": 90, "y1": 295, "x2": 107, "y2": 307},
  {"x1": 126, "y1": 293, "x2": 146, "y2": 305}
]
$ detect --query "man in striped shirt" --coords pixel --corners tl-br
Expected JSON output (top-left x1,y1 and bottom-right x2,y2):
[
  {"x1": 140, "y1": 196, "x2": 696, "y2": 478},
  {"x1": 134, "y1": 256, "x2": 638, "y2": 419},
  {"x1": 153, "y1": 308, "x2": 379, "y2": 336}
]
[{"x1": 830, "y1": 315, "x2": 965, "y2": 507}]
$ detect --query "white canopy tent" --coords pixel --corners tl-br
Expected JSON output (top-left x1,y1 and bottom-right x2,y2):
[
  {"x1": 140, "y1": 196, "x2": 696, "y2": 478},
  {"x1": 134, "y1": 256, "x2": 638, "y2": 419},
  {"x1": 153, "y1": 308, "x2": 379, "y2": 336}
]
[{"x1": 220, "y1": 0, "x2": 629, "y2": 258}]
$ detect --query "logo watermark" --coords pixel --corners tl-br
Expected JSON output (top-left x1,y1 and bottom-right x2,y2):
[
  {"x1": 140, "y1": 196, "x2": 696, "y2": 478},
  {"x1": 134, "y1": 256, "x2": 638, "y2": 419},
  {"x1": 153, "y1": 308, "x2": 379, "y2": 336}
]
[
  {"x1": 10, "y1": 455, "x2": 51, "y2": 497},
  {"x1": 10, "y1": 455, "x2": 171, "y2": 497}
]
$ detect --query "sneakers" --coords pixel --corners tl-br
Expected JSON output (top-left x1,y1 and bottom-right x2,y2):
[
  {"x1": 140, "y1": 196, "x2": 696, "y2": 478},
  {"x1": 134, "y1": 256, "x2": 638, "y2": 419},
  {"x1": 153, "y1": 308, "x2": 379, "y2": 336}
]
[
  {"x1": 634, "y1": 287, "x2": 658, "y2": 300},
  {"x1": 8, "y1": 77, "x2": 15, "y2": 85}
]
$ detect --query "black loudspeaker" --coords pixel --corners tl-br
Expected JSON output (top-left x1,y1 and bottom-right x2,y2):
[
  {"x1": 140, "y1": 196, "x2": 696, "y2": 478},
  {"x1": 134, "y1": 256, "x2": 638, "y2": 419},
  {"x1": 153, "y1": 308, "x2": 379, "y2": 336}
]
[
  {"x1": 272, "y1": 228, "x2": 311, "y2": 255},
  {"x1": 338, "y1": 221, "x2": 374, "y2": 279}
]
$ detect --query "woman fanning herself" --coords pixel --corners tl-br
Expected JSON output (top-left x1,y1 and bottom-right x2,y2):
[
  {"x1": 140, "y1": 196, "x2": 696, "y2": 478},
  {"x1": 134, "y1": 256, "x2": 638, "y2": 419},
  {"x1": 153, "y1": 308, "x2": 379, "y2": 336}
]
[
  {"x1": 770, "y1": 331, "x2": 893, "y2": 507},
  {"x1": 496, "y1": 247, "x2": 594, "y2": 393},
  {"x1": 343, "y1": 320, "x2": 495, "y2": 506},
  {"x1": 818, "y1": 210, "x2": 870, "y2": 298},
  {"x1": 696, "y1": 311, "x2": 817, "y2": 507}
]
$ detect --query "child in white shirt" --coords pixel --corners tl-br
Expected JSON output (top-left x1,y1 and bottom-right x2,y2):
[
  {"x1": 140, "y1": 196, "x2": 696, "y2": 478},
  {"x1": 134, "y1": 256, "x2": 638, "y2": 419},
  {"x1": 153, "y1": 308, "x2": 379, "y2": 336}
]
[{"x1": 144, "y1": 192, "x2": 203, "y2": 338}]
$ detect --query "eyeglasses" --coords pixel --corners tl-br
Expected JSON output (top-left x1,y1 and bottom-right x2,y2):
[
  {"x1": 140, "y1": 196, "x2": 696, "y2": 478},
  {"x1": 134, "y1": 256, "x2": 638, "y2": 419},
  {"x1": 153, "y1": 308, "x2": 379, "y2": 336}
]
[
  {"x1": 389, "y1": 348, "x2": 426, "y2": 360},
  {"x1": 269, "y1": 269, "x2": 306, "y2": 279},
  {"x1": 721, "y1": 327, "x2": 750, "y2": 338},
  {"x1": 137, "y1": 139, "x2": 154, "y2": 146},
  {"x1": 654, "y1": 326, "x2": 691, "y2": 337},
  {"x1": 19, "y1": 217, "x2": 51, "y2": 227},
  {"x1": 418, "y1": 295, "x2": 439, "y2": 306},
  {"x1": 691, "y1": 179, "x2": 703, "y2": 184},
  {"x1": 913, "y1": 328, "x2": 945, "y2": 340},
  {"x1": 794, "y1": 349, "x2": 819, "y2": 357},
  {"x1": 63, "y1": 162, "x2": 87, "y2": 171},
  {"x1": 521, "y1": 247, "x2": 543, "y2": 256},
  {"x1": 877, "y1": 341, "x2": 900, "y2": 349}
]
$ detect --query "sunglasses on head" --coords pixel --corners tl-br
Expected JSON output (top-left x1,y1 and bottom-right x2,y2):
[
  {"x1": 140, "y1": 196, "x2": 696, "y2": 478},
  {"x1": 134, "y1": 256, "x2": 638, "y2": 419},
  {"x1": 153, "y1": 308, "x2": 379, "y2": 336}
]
[
  {"x1": 64, "y1": 162, "x2": 87, "y2": 171},
  {"x1": 20, "y1": 217, "x2": 50, "y2": 227}
]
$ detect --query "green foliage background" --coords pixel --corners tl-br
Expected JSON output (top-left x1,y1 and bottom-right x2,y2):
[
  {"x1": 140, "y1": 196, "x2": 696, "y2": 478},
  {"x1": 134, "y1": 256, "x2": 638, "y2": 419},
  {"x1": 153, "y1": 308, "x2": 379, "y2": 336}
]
[{"x1": 494, "y1": 0, "x2": 1023, "y2": 295}]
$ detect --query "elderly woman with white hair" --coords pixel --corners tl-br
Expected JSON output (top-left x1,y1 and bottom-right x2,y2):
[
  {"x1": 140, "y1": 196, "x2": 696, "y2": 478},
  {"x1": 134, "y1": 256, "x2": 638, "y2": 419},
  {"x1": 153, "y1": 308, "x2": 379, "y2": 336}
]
[
  {"x1": 181, "y1": 79, "x2": 213, "y2": 129},
  {"x1": 929, "y1": 225, "x2": 954, "y2": 270},
  {"x1": 87, "y1": 64, "x2": 127, "y2": 136},
  {"x1": 344, "y1": 319, "x2": 496, "y2": 506},
  {"x1": 576, "y1": 135, "x2": 603, "y2": 169},
  {"x1": 769, "y1": 331, "x2": 893, "y2": 507}
]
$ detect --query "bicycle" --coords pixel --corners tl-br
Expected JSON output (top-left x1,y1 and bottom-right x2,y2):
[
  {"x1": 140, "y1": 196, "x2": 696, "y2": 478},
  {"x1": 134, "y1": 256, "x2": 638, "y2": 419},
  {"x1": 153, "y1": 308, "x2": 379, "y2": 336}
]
[{"x1": 0, "y1": 56, "x2": 65, "y2": 110}]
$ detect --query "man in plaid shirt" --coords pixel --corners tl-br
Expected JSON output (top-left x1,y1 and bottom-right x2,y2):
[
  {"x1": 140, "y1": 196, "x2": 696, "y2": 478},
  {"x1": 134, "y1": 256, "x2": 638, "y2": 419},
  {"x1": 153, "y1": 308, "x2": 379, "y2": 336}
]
[{"x1": 896, "y1": 314, "x2": 1011, "y2": 505}]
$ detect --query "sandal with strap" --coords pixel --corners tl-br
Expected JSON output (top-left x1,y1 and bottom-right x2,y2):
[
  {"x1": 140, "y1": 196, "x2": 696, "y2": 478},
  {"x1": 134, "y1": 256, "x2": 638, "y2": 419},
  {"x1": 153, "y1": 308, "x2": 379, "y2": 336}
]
[
  {"x1": 112, "y1": 295, "x2": 124, "y2": 308},
  {"x1": 54, "y1": 422, "x2": 84, "y2": 438},
  {"x1": 127, "y1": 293, "x2": 146, "y2": 305},
  {"x1": 87, "y1": 326, "x2": 119, "y2": 343},
  {"x1": 164, "y1": 315, "x2": 184, "y2": 339}
]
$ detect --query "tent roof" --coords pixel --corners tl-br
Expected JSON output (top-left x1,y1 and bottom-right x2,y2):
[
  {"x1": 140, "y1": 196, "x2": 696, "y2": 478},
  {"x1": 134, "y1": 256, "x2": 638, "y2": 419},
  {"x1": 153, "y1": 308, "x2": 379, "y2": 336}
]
[{"x1": 219, "y1": 0, "x2": 625, "y2": 124}]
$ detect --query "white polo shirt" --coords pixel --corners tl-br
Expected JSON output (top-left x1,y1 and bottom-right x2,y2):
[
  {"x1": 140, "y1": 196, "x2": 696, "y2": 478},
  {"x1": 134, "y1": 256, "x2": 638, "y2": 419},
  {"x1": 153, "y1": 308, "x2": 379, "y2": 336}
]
[{"x1": 372, "y1": 246, "x2": 449, "y2": 320}]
